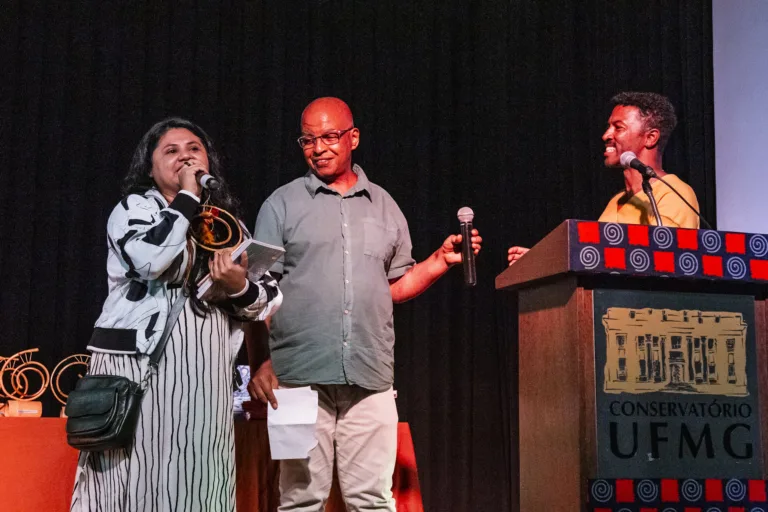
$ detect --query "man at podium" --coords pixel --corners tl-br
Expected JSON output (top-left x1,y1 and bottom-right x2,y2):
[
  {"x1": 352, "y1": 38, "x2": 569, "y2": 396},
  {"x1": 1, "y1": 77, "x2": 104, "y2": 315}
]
[{"x1": 508, "y1": 91, "x2": 700, "y2": 266}]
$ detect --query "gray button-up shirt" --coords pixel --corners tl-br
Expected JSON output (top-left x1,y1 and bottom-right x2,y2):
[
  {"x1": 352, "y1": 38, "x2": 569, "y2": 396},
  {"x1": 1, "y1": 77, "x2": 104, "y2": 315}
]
[{"x1": 254, "y1": 165, "x2": 415, "y2": 391}]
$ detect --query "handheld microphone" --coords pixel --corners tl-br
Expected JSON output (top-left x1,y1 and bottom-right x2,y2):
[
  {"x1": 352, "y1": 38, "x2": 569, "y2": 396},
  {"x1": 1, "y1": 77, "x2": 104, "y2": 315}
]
[
  {"x1": 620, "y1": 151, "x2": 656, "y2": 178},
  {"x1": 198, "y1": 173, "x2": 221, "y2": 191},
  {"x1": 457, "y1": 207, "x2": 476, "y2": 287},
  {"x1": 185, "y1": 161, "x2": 221, "y2": 191}
]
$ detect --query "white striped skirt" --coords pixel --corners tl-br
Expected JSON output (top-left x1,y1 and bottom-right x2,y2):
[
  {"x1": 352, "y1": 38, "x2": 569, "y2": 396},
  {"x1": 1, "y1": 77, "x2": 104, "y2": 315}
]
[{"x1": 71, "y1": 289, "x2": 238, "y2": 512}]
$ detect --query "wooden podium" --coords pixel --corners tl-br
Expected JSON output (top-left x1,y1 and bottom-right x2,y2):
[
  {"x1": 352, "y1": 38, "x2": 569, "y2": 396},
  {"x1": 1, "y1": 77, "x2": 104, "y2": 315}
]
[{"x1": 496, "y1": 220, "x2": 768, "y2": 511}]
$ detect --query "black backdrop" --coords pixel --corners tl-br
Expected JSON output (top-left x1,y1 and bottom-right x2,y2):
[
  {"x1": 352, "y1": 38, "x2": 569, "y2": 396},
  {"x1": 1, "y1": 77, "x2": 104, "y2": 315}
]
[{"x1": 1, "y1": 1, "x2": 714, "y2": 510}]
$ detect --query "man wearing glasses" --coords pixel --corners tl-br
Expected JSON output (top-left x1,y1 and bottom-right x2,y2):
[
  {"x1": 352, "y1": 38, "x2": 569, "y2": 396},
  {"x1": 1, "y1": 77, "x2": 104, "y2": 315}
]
[{"x1": 250, "y1": 97, "x2": 482, "y2": 511}]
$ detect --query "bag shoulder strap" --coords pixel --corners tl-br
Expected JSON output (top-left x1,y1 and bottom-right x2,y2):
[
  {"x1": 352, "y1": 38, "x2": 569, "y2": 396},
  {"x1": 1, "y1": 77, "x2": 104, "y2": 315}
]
[{"x1": 148, "y1": 289, "x2": 188, "y2": 368}]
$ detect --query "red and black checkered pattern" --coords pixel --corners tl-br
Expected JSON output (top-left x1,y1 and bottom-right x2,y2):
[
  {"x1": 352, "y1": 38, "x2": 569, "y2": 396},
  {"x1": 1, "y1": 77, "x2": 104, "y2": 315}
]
[
  {"x1": 568, "y1": 221, "x2": 768, "y2": 282},
  {"x1": 588, "y1": 478, "x2": 768, "y2": 511}
]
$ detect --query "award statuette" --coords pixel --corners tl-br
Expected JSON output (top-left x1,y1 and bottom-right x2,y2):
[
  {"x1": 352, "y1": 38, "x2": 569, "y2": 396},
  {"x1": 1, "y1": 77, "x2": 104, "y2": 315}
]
[
  {"x1": 189, "y1": 203, "x2": 243, "y2": 253},
  {"x1": 50, "y1": 354, "x2": 90, "y2": 417},
  {"x1": 0, "y1": 349, "x2": 49, "y2": 417}
]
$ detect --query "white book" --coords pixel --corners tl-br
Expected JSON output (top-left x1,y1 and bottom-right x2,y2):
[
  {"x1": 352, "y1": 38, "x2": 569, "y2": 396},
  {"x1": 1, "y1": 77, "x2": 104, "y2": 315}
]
[{"x1": 196, "y1": 239, "x2": 285, "y2": 299}]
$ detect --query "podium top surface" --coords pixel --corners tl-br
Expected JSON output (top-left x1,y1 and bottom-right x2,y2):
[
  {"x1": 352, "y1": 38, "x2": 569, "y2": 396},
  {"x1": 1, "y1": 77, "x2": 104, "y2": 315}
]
[{"x1": 495, "y1": 220, "x2": 768, "y2": 290}]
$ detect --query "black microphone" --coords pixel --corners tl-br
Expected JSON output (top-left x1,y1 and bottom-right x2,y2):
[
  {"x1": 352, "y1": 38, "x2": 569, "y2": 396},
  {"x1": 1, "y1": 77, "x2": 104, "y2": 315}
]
[
  {"x1": 198, "y1": 173, "x2": 221, "y2": 191},
  {"x1": 620, "y1": 151, "x2": 656, "y2": 178},
  {"x1": 457, "y1": 207, "x2": 476, "y2": 287}
]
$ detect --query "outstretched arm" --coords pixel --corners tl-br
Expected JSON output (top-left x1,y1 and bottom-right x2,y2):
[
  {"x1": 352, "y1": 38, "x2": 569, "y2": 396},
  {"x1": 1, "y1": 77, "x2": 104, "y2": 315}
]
[{"x1": 390, "y1": 229, "x2": 482, "y2": 303}]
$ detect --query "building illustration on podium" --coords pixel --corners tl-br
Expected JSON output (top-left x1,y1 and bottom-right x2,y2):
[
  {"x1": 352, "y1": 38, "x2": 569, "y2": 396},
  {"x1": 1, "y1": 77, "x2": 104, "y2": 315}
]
[{"x1": 602, "y1": 307, "x2": 748, "y2": 396}]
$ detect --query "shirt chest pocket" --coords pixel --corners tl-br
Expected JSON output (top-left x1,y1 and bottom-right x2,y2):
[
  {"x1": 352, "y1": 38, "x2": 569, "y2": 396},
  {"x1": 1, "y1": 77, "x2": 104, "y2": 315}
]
[{"x1": 362, "y1": 218, "x2": 397, "y2": 261}]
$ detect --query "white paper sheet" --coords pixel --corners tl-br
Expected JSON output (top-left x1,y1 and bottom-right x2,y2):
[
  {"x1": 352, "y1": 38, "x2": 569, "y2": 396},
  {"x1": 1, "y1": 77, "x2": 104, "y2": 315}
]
[{"x1": 267, "y1": 386, "x2": 319, "y2": 460}]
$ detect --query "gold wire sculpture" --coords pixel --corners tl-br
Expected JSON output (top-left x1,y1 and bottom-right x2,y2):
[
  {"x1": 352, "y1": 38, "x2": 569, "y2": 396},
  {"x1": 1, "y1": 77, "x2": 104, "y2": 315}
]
[
  {"x1": 50, "y1": 354, "x2": 90, "y2": 406},
  {"x1": 0, "y1": 349, "x2": 51, "y2": 401},
  {"x1": 188, "y1": 203, "x2": 243, "y2": 252},
  {"x1": 0, "y1": 357, "x2": 5, "y2": 416}
]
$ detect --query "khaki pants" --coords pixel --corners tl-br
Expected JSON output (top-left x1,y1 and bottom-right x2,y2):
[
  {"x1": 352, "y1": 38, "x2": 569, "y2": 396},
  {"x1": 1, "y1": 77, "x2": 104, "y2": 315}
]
[{"x1": 277, "y1": 384, "x2": 398, "y2": 512}]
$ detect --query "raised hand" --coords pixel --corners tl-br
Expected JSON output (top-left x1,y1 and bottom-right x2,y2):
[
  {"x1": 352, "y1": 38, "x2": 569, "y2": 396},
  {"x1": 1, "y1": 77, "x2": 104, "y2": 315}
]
[{"x1": 441, "y1": 229, "x2": 482, "y2": 266}]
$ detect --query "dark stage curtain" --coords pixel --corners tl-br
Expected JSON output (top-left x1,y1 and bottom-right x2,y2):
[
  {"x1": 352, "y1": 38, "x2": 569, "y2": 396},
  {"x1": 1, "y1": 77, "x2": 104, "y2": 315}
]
[{"x1": 0, "y1": 1, "x2": 713, "y2": 510}]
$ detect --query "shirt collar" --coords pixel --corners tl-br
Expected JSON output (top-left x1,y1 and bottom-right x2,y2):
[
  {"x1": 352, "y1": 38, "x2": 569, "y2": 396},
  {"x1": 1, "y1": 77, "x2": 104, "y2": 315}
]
[
  {"x1": 622, "y1": 174, "x2": 676, "y2": 203},
  {"x1": 304, "y1": 164, "x2": 372, "y2": 200},
  {"x1": 145, "y1": 187, "x2": 169, "y2": 206}
]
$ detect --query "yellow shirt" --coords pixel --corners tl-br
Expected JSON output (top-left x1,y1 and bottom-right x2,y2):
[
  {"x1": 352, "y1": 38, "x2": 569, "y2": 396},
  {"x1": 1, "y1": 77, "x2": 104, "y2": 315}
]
[{"x1": 597, "y1": 174, "x2": 700, "y2": 228}]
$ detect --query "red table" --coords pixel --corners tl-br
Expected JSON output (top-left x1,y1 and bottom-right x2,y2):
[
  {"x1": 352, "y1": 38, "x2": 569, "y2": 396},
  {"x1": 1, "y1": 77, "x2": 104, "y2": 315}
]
[{"x1": 0, "y1": 418, "x2": 423, "y2": 512}]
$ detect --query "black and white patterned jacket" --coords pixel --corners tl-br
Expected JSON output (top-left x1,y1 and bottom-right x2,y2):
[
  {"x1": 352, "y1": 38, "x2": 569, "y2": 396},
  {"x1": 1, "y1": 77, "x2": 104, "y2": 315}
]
[{"x1": 89, "y1": 188, "x2": 282, "y2": 355}]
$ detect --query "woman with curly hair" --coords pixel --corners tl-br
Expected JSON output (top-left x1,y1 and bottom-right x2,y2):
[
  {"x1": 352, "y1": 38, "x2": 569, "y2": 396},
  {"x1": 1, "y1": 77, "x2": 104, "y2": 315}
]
[{"x1": 71, "y1": 118, "x2": 282, "y2": 511}]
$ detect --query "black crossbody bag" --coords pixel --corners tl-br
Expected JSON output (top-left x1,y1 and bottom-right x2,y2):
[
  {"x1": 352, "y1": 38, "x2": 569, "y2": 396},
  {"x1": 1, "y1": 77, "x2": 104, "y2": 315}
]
[{"x1": 64, "y1": 290, "x2": 188, "y2": 451}]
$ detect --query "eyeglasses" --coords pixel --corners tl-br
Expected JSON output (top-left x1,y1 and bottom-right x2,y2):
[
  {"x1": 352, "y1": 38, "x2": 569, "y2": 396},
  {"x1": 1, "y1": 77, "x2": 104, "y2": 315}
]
[{"x1": 297, "y1": 127, "x2": 355, "y2": 149}]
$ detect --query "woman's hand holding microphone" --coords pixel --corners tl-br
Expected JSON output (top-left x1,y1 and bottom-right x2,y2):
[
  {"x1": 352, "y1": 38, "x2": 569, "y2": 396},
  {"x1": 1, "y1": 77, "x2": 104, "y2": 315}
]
[{"x1": 179, "y1": 160, "x2": 206, "y2": 197}]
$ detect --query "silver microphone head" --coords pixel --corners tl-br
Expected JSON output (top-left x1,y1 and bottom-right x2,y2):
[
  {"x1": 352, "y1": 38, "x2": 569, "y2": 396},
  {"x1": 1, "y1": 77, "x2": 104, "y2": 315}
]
[
  {"x1": 457, "y1": 206, "x2": 474, "y2": 223},
  {"x1": 619, "y1": 151, "x2": 637, "y2": 168},
  {"x1": 199, "y1": 174, "x2": 221, "y2": 191}
]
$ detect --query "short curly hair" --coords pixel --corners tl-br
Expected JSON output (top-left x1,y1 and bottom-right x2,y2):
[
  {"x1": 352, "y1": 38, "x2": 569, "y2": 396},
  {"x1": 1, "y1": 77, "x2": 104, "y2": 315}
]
[{"x1": 610, "y1": 92, "x2": 678, "y2": 151}]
